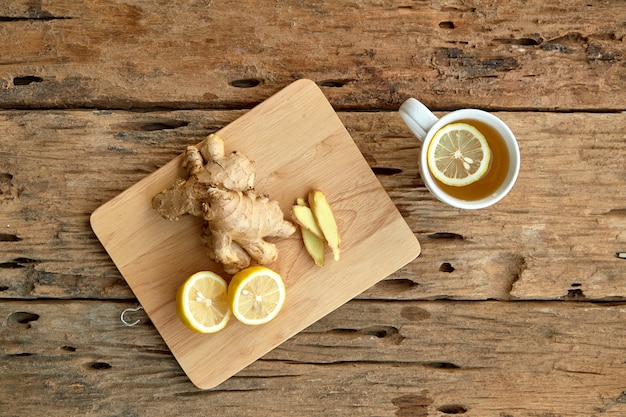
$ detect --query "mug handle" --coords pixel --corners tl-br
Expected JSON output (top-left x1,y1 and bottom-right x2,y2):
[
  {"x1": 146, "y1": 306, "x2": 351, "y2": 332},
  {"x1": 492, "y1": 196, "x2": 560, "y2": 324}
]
[{"x1": 399, "y1": 98, "x2": 439, "y2": 141}]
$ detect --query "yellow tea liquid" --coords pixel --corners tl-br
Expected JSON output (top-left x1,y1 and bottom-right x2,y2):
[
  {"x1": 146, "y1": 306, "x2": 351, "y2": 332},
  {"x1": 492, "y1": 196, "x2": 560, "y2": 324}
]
[{"x1": 429, "y1": 119, "x2": 510, "y2": 201}]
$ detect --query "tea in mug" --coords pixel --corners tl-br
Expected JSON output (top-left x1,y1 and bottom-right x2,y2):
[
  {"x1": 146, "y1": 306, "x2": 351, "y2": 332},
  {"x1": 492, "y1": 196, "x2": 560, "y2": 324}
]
[{"x1": 428, "y1": 119, "x2": 510, "y2": 201}]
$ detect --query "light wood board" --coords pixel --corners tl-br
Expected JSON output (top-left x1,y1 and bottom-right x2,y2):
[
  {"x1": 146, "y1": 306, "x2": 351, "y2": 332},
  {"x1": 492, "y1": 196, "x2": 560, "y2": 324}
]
[{"x1": 90, "y1": 79, "x2": 421, "y2": 389}]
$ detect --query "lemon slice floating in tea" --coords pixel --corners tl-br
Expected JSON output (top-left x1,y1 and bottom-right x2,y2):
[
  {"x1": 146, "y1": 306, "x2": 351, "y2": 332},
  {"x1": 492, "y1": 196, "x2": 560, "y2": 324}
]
[
  {"x1": 228, "y1": 266, "x2": 286, "y2": 326},
  {"x1": 176, "y1": 271, "x2": 232, "y2": 333},
  {"x1": 427, "y1": 122, "x2": 492, "y2": 187}
]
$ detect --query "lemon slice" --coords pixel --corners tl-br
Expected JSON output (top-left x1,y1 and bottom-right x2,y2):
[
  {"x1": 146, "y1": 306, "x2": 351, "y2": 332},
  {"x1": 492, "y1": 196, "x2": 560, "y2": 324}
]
[
  {"x1": 228, "y1": 266, "x2": 286, "y2": 325},
  {"x1": 176, "y1": 271, "x2": 231, "y2": 333},
  {"x1": 427, "y1": 122, "x2": 492, "y2": 186}
]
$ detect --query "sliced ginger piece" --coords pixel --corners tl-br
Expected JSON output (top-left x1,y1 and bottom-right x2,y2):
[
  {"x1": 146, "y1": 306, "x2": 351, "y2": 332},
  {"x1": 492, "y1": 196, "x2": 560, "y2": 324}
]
[
  {"x1": 291, "y1": 204, "x2": 324, "y2": 240},
  {"x1": 308, "y1": 190, "x2": 341, "y2": 261},
  {"x1": 293, "y1": 198, "x2": 325, "y2": 266},
  {"x1": 301, "y1": 228, "x2": 326, "y2": 266}
]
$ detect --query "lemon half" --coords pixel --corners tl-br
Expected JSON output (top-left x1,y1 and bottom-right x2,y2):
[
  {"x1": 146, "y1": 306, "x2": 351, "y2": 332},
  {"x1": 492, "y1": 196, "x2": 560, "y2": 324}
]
[
  {"x1": 176, "y1": 271, "x2": 231, "y2": 333},
  {"x1": 228, "y1": 266, "x2": 286, "y2": 326},
  {"x1": 427, "y1": 122, "x2": 492, "y2": 187}
]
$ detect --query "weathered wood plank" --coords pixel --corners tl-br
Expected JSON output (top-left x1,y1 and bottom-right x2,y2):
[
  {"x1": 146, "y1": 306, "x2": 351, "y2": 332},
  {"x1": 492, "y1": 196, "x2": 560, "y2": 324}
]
[
  {"x1": 1, "y1": 300, "x2": 625, "y2": 416},
  {"x1": 347, "y1": 111, "x2": 626, "y2": 301},
  {"x1": 0, "y1": 109, "x2": 625, "y2": 301},
  {"x1": 0, "y1": 0, "x2": 624, "y2": 110}
]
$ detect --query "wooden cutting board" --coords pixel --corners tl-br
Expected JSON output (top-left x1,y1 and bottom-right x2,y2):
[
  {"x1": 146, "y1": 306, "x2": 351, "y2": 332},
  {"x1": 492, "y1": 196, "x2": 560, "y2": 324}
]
[{"x1": 90, "y1": 79, "x2": 421, "y2": 389}]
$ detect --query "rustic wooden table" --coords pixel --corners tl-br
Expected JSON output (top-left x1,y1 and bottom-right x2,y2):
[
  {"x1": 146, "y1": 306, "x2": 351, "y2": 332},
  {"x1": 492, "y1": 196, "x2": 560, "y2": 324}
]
[{"x1": 1, "y1": 1, "x2": 625, "y2": 416}]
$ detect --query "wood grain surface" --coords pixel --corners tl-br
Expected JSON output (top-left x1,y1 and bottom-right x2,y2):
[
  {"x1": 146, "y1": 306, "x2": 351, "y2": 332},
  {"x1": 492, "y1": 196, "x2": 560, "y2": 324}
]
[
  {"x1": 0, "y1": 0, "x2": 623, "y2": 111},
  {"x1": 1, "y1": 109, "x2": 623, "y2": 301},
  {"x1": 2, "y1": 300, "x2": 626, "y2": 416},
  {"x1": 1, "y1": 0, "x2": 625, "y2": 415}
]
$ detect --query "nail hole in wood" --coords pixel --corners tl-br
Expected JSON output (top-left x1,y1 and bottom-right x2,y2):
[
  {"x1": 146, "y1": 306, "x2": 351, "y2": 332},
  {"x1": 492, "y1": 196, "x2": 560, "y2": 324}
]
[
  {"x1": 439, "y1": 262, "x2": 455, "y2": 273},
  {"x1": 61, "y1": 346, "x2": 76, "y2": 352},
  {"x1": 140, "y1": 120, "x2": 189, "y2": 131},
  {"x1": 90, "y1": 362, "x2": 112, "y2": 370},
  {"x1": 329, "y1": 328, "x2": 358, "y2": 335},
  {"x1": 494, "y1": 37, "x2": 542, "y2": 46},
  {"x1": 439, "y1": 21, "x2": 455, "y2": 29},
  {"x1": 13, "y1": 257, "x2": 39, "y2": 264},
  {"x1": 13, "y1": 76, "x2": 43, "y2": 86},
  {"x1": 438, "y1": 404, "x2": 468, "y2": 414},
  {"x1": 9, "y1": 311, "x2": 40, "y2": 324},
  {"x1": 364, "y1": 327, "x2": 390, "y2": 338},
  {"x1": 0, "y1": 285, "x2": 8, "y2": 291},
  {"x1": 0, "y1": 261, "x2": 24, "y2": 269},
  {"x1": 0, "y1": 233, "x2": 21, "y2": 242},
  {"x1": 372, "y1": 167, "x2": 403, "y2": 176},
  {"x1": 429, "y1": 232, "x2": 464, "y2": 240},
  {"x1": 375, "y1": 278, "x2": 419, "y2": 292},
  {"x1": 230, "y1": 78, "x2": 262, "y2": 88},
  {"x1": 424, "y1": 361, "x2": 461, "y2": 369},
  {"x1": 8, "y1": 312, "x2": 39, "y2": 329},
  {"x1": 319, "y1": 79, "x2": 354, "y2": 88},
  {"x1": 565, "y1": 289, "x2": 585, "y2": 300},
  {"x1": 0, "y1": 257, "x2": 39, "y2": 269}
]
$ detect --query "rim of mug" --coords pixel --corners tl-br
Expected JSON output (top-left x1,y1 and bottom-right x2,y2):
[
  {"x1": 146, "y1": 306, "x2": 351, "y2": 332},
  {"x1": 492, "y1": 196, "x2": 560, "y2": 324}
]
[{"x1": 418, "y1": 109, "x2": 520, "y2": 210}]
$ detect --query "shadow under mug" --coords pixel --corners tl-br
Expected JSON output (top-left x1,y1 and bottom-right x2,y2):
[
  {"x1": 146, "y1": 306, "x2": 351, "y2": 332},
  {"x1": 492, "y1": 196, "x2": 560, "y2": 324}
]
[{"x1": 400, "y1": 98, "x2": 520, "y2": 209}]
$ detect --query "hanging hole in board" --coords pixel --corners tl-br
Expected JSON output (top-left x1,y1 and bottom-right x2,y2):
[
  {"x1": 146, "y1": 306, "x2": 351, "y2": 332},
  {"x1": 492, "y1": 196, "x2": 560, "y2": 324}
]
[{"x1": 120, "y1": 305, "x2": 144, "y2": 327}]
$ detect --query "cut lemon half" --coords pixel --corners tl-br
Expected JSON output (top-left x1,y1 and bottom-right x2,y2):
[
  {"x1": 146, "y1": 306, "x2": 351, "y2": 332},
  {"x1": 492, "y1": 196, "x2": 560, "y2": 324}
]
[
  {"x1": 228, "y1": 266, "x2": 286, "y2": 326},
  {"x1": 176, "y1": 271, "x2": 231, "y2": 333},
  {"x1": 427, "y1": 122, "x2": 492, "y2": 186}
]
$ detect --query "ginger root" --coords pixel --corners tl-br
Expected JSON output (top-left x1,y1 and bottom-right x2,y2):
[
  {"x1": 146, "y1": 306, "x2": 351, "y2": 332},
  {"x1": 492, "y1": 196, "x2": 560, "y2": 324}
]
[
  {"x1": 291, "y1": 190, "x2": 341, "y2": 265},
  {"x1": 292, "y1": 198, "x2": 326, "y2": 266},
  {"x1": 152, "y1": 134, "x2": 296, "y2": 274},
  {"x1": 308, "y1": 190, "x2": 341, "y2": 261}
]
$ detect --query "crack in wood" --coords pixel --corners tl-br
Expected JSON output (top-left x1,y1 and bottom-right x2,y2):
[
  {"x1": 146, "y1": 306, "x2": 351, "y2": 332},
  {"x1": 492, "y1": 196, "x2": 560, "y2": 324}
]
[
  {"x1": 422, "y1": 361, "x2": 461, "y2": 370},
  {"x1": 0, "y1": 15, "x2": 72, "y2": 22}
]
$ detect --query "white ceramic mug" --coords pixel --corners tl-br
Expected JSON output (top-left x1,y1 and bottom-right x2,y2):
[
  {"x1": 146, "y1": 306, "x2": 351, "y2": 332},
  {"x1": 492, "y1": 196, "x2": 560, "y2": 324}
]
[{"x1": 399, "y1": 98, "x2": 520, "y2": 209}]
